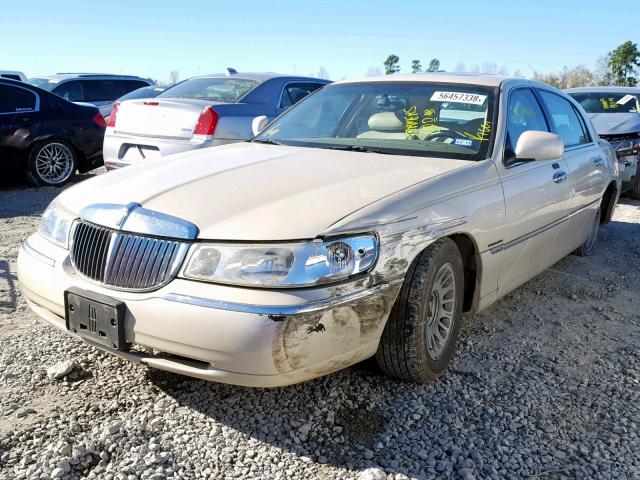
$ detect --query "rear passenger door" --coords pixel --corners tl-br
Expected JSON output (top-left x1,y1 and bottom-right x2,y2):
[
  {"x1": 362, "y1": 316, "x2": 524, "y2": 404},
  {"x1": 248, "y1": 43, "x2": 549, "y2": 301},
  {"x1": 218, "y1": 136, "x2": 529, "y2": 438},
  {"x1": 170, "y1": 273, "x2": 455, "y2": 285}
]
[
  {"x1": 0, "y1": 84, "x2": 40, "y2": 163},
  {"x1": 276, "y1": 82, "x2": 325, "y2": 115},
  {"x1": 536, "y1": 89, "x2": 606, "y2": 212}
]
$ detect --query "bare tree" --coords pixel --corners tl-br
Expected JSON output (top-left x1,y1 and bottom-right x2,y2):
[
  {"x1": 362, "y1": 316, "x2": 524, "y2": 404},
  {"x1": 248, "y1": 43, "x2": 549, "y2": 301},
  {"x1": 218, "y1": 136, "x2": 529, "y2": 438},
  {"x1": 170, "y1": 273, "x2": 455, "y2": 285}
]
[
  {"x1": 365, "y1": 67, "x2": 383, "y2": 77},
  {"x1": 317, "y1": 67, "x2": 330, "y2": 80},
  {"x1": 480, "y1": 61, "x2": 498, "y2": 74},
  {"x1": 594, "y1": 55, "x2": 612, "y2": 85},
  {"x1": 470, "y1": 64, "x2": 480, "y2": 73},
  {"x1": 513, "y1": 70, "x2": 524, "y2": 78},
  {"x1": 169, "y1": 70, "x2": 180, "y2": 85},
  {"x1": 498, "y1": 65, "x2": 510, "y2": 75},
  {"x1": 453, "y1": 62, "x2": 466, "y2": 72},
  {"x1": 532, "y1": 65, "x2": 595, "y2": 89}
]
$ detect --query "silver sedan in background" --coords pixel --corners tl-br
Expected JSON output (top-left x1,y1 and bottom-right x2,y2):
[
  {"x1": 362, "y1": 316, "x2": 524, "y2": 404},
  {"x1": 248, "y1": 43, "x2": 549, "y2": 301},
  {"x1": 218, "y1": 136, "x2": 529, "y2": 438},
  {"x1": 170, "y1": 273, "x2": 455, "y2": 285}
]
[
  {"x1": 566, "y1": 87, "x2": 640, "y2": 198},
  {"x1": 103, "y1": 70, "x2": 330, "y2": 170}
]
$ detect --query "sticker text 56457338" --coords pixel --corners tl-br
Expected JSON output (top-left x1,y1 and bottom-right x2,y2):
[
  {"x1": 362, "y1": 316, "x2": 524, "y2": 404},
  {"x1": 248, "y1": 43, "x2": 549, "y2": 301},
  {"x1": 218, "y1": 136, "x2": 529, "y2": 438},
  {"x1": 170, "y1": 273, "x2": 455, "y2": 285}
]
[{"x1": 430, "y1": 91, "x2": 487, "y2": 105}]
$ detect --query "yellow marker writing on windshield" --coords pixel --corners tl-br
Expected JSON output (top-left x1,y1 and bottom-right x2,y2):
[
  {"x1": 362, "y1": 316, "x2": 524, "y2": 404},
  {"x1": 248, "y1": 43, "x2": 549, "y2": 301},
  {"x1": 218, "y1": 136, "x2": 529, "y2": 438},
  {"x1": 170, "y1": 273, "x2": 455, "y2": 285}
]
[
  {"x1": 462, "y1": 121, "x2": 491, "y2": 141},
  {"x1": 403, "y1": 106, "x2": 420, "y2": 138}
]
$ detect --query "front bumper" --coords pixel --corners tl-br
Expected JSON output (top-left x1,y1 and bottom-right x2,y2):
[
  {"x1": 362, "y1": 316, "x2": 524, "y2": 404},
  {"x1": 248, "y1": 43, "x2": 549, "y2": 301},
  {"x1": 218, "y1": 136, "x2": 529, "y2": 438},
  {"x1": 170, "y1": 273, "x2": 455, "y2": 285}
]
[
  {"x1": 18, "y1": 233, "x2": 401, "y2": 387},
  {"x1": 102, "y1": 130, "x2": 233, "y2": 170}
]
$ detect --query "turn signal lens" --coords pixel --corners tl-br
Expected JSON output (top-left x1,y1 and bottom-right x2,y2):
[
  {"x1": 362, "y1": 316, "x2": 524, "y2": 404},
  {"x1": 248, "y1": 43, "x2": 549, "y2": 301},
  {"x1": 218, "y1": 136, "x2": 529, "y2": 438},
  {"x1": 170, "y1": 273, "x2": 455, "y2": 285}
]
[{"x1": 107, "y1": 101, "x2": 119, "y2": 128}]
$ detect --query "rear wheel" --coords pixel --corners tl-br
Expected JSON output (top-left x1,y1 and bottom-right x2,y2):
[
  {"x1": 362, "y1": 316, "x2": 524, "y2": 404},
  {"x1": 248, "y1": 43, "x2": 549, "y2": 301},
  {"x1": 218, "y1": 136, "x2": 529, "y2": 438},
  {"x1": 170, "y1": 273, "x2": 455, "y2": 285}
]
[
  {"x1": 575, "y1": 207, "x2": 601, "y2": 257},
  {"x1": 27, "y1": 140, "x2": 77, "y2": 187},
  {"x1": 376, "y1": 238, "x2": 464, "y2": 383}
]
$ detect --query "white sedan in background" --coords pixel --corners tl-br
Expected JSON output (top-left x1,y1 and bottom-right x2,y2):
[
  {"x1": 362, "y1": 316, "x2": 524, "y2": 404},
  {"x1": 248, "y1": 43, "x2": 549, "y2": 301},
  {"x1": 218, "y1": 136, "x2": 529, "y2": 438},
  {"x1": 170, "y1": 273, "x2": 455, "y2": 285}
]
[{"x1": 102, "y1": 70, "x2": 329, "y2": 170}]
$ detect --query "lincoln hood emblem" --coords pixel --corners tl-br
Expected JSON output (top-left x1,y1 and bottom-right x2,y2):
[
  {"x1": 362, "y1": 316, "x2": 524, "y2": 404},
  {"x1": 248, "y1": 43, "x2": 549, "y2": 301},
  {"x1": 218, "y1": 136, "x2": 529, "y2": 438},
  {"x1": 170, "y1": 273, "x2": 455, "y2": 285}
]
[{"x1": 78, "y1": 203, "x2": 198, "y2": 239}]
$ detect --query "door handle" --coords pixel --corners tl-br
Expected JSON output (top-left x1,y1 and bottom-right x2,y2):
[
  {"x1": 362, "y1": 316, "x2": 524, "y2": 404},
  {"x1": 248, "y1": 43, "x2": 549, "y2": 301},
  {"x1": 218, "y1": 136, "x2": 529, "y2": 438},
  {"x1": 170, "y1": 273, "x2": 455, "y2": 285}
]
[
  {"x1": 593, "y1": 156, "x2": 604, "y2": 167},
  {"x1": 553, "y1": 171, "x2": 567, "y2": 184}
]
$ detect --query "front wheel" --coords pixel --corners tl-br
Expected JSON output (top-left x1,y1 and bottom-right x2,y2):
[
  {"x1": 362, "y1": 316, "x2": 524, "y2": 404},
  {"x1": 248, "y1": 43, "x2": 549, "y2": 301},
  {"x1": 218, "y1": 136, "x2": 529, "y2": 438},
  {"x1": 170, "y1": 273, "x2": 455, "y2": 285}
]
[
  {"x1": 27, "y1": 140, "x2": 77, "y2": 187},
  {"x1": 376, "y1": 238, "x2": 464, "y2": 383}
]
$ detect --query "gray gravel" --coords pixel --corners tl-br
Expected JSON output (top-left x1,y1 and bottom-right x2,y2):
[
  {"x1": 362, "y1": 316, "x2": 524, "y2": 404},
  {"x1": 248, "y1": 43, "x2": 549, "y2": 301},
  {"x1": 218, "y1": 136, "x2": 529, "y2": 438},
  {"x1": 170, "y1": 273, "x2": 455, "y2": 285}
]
[{"x1": 1, "y1": 171, "x2": 640, "y2": 479}]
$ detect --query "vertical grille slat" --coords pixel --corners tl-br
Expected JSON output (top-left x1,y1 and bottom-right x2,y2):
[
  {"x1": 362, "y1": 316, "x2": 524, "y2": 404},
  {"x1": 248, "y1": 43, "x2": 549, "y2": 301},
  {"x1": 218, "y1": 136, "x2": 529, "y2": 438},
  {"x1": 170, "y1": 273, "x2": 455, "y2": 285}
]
[{"x1": 70, "y1": 220, "x2": 189, "y2": 291}]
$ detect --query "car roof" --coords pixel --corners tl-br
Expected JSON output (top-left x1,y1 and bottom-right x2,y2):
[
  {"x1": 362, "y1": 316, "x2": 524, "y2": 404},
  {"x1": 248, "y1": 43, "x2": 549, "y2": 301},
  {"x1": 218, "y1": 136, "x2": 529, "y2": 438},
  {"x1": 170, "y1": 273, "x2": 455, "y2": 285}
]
[
  {"x1": 335, "y1": 72, "x2": 514, "y2": 87},
  {"x1": 31, "y1": 73, "x2": 149, "y2": 81},
  {"x1": 565, "y1": 86, "x2": 640, "y2": 94},
  {"x1": 194, "y1": 72, "x2": 330, "y2": 83}
]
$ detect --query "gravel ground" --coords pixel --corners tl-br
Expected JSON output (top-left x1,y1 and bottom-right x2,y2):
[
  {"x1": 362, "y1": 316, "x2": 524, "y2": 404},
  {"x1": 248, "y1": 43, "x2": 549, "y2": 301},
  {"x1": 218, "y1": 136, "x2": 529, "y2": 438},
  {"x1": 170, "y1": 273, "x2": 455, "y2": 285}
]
[{"x1": 1, "y1": 171, "x2": 640, "y2": 480}]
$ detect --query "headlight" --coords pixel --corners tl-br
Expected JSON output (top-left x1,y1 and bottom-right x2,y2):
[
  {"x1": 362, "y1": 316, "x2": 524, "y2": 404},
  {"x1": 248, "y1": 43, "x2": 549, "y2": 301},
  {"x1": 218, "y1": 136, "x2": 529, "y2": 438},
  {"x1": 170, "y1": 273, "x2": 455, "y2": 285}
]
[
  {"x1": 181, "y1": 234, "x2": 378, "y2": 287},
  {"x1": 39, "y1": 200, "x2": 76, "y2": 248}
]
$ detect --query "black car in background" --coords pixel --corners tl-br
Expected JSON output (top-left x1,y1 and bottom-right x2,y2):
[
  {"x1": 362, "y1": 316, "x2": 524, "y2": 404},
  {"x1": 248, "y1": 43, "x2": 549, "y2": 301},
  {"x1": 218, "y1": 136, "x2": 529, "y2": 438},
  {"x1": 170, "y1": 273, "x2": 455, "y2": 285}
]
[{"x1": 0, "y1": 78, "x2": 105, "y2": 186}]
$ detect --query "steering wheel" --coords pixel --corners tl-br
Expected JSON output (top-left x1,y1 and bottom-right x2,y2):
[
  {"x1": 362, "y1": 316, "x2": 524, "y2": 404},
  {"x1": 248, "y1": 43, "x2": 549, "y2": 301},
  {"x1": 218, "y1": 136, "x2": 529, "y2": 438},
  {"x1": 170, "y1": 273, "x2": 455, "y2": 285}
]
[{"x1": 422, "y1": 129, "x2": 461, "y2": 142}]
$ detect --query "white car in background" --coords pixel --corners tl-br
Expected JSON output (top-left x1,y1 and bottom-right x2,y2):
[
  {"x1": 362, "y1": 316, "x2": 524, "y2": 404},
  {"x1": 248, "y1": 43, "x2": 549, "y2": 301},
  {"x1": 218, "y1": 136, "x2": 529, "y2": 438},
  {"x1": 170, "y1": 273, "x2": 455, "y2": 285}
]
[{"x1": 102, "y1": 70, "x2": 329, "y2": 170}]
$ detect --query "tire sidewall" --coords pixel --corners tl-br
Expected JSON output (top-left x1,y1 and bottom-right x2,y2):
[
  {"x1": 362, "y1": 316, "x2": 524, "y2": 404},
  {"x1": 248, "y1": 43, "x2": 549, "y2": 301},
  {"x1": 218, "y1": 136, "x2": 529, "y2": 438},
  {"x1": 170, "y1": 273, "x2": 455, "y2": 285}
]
[
  {"x1": 27, "y1": 140, "x2": 77, "y2": 187},
  {"x1": 581, "y1": 207, "x2": 601, "y2": 256},
  {"x1": 414, "y1": 243, "x2": 465, "y2": 376}
]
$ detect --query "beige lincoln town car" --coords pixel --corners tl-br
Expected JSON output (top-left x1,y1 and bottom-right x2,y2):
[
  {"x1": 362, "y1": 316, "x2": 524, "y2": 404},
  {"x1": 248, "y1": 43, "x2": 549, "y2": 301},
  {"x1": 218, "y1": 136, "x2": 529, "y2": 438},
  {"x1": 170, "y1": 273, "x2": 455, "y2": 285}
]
[{"x1": 18, "y1": 73, "x2": 620, "y2": 387}]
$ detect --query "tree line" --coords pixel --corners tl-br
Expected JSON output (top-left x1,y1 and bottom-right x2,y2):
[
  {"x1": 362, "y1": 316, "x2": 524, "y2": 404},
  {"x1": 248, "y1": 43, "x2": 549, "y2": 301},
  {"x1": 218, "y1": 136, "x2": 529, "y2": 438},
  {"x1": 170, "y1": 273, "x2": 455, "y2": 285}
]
[{"x1": 379, "y1": 41, "x2": 640, "y2": 88}]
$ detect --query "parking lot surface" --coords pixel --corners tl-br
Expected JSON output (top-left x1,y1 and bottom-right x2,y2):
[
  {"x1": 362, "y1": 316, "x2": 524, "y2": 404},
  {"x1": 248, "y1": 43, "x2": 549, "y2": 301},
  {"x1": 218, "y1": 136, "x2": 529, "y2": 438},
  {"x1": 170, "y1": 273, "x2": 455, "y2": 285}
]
[{"x1": 1, "y1": 171, "x2": 640, "y2": 479}]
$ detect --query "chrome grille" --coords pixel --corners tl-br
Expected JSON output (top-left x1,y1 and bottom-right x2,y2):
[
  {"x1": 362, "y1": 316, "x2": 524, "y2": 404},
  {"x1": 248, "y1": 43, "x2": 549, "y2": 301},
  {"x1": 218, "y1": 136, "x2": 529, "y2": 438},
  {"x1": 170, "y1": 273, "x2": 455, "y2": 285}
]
[{"x1": 70, "y1": 220, "x2": 190, "y2": 291}]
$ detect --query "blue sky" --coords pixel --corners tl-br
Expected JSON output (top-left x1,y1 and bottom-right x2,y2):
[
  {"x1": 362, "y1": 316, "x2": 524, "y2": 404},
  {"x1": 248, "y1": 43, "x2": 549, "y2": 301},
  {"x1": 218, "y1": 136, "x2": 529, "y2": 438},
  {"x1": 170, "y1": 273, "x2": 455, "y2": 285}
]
[{"x1": 2, "y1": 0, "x2": 636, "y2": 83}]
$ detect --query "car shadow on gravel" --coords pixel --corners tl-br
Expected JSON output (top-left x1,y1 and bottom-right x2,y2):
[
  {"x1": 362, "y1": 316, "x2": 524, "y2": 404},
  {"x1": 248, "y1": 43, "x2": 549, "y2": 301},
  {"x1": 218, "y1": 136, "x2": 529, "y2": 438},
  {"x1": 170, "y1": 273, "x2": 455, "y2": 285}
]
[
  {"x1": 146, "y1": 363, "x2": 423, "y2": 476},
  {"x1": 0, "y1": 171, "x2": 104, "y2": 219},
  {"x1": 0, "y1": 260, "x2": 17, "y2": 312}
]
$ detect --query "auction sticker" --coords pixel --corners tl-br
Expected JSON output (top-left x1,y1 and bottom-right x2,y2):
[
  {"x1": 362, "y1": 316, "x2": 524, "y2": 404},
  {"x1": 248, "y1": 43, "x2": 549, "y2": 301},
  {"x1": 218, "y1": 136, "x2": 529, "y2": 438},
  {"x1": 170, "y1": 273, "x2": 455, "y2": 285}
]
[
  {"x1": 431, "y1": 91, "x2": 487, "y2": 105},
  {"x1": 617, "y1": 94, "x2": 635, "y2": 105}
]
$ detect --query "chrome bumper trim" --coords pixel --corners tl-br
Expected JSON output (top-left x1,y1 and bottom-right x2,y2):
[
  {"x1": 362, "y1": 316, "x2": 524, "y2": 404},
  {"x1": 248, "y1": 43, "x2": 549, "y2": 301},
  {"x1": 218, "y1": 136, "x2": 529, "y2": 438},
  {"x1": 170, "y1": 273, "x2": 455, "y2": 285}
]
[
  {"x1": 164, "y1": 278, "x2": 403, "y2": 316},
  {"x1": 21, "y1": 239, "x2": 56, "y2": 267}
]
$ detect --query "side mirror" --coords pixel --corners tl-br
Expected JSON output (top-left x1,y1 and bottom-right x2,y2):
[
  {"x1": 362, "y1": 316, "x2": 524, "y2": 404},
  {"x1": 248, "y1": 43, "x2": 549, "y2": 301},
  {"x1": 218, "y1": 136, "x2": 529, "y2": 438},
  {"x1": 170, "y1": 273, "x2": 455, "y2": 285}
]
[
  {"x1": 251, "y1": 115, "x2": 269, "y2": 136},
  {"x1": 515, "y1": 131, "x2": 564, "y2": 161}
]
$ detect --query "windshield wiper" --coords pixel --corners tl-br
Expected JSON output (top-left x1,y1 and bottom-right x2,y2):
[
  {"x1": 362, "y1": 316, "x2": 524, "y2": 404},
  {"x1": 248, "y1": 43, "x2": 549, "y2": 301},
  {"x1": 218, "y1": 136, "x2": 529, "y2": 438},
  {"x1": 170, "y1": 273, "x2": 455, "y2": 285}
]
[
  {"x1": 320, "y1": 144, "x2": 388, "y2": 154},
  {"x1": 252, "y1": 138, "x2": 281, "y2": 145}
]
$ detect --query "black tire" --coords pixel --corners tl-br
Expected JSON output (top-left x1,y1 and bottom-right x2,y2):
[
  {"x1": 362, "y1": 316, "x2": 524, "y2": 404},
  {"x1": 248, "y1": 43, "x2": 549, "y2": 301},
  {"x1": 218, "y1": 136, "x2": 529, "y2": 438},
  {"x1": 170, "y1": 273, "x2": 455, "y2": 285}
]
[
  {"x1": 376, "y1": 238, "x2": 464, "y2": 383},
  {"x1": 26, "y1": 140, "x2": 77, "y2": 187},
  {"x1": 575, "y1": 207, "x2": 601, "y2": 257}
]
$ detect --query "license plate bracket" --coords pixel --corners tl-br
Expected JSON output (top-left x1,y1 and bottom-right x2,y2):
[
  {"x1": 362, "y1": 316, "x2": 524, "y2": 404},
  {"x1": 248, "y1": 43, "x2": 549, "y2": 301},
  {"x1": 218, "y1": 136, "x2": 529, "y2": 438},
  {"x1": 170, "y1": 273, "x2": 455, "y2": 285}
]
[{"x1": 64, "y1": 287, "x2": 128, "y2": 350}]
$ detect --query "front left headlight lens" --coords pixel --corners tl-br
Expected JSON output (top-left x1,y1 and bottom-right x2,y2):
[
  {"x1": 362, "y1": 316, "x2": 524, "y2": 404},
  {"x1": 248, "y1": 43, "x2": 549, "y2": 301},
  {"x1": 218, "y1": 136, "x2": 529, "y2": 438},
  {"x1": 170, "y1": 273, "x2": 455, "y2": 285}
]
[
  {"x1": 181, "y1": 234, "x2": 378, "y2": 288},
  {"x1": 39, "y1": 200, "x2": 76, "y2": 248}
]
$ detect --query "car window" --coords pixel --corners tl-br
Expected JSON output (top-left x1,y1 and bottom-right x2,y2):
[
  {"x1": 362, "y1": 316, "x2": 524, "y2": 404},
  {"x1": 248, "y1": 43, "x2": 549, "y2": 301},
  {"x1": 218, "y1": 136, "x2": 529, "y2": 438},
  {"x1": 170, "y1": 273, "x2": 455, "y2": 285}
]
[
  {"x1": 568, "y1": 91, "x2": 640, "y2": 114},
  {"x1": 279, "y1": 82, "x2": 324, "y2": 109},
  {"x1": 158, "y1": 78, "x2": 259, "y2": 102},
  {"x1": 255, "y1": 81, "x2": 497, "y2": 161},
  {"x1": 0, "y1": 85, "x2": 37, "y2": 113},
  {"x1": 122, "y1": 80, "x2": 150, "y2": 95},
  {"x1": 538, "y1": 91, "x2": 590, "y2": 147},
  {"x1": 1, "y1": 74, "x2": 22, "y2": 81},
  {"x1": 506, "y1": 88, "x2": 549, "y2": 148},
  {"x1": 53, "y1": 81, "x2": 83, "y2": 102},
  {"x1": 81, "y1": 80, "x2": 121, "y2": 102}
]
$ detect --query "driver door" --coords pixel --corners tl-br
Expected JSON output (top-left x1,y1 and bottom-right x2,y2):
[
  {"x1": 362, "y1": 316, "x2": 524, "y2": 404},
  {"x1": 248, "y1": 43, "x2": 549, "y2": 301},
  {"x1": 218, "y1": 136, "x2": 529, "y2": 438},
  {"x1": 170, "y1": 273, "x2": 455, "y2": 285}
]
[{"x1": 494, "y1": 87, "x2": 572, "y2": 296}]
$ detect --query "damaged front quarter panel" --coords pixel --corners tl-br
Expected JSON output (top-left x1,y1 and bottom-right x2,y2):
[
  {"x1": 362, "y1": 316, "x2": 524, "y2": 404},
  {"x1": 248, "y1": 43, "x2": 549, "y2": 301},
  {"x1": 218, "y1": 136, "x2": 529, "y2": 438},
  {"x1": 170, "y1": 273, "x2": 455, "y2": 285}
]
[{"x1": 269, "y1": 280, "x2": 402, "y2": 375}]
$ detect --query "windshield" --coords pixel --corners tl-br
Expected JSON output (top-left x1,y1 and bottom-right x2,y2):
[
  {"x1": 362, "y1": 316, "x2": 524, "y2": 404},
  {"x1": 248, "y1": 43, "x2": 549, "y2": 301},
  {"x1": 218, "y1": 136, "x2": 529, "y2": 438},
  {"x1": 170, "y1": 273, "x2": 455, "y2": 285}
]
[
  {"x1": 157, "y1": 77, "x2": 259, "y2": 103},
  {"x1": 26, "y1": 78, "x2": 57, "y2": 91},
  {"x1": 254, "y1": 82, "x2": 497, "y2": 160},
  {"x1": 569, "y1": 92, "x2": 640, "y2": 114}
]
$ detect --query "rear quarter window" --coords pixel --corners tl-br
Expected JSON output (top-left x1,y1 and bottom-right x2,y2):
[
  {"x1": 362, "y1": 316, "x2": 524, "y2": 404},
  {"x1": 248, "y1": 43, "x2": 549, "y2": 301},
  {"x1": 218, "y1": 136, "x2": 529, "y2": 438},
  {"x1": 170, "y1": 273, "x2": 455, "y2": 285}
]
[{"x1": 0, "y1": 85, "x2": 38, "y2": 113}]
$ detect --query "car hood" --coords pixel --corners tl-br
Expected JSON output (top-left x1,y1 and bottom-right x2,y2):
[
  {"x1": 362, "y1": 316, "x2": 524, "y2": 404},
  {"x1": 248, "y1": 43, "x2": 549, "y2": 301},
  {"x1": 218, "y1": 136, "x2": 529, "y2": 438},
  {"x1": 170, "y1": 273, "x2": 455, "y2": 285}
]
[
  {"x1": 589, "y1": 113, "x2": 640, "y2": 136},
  {"x1": 60, "y1": 143, "x2": 472, "y2": 240}
]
